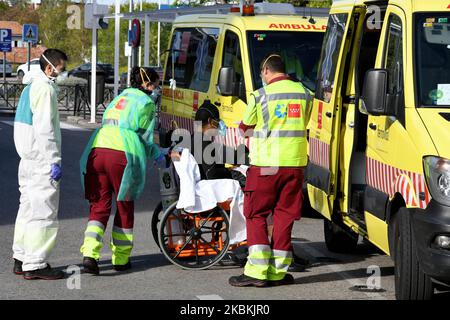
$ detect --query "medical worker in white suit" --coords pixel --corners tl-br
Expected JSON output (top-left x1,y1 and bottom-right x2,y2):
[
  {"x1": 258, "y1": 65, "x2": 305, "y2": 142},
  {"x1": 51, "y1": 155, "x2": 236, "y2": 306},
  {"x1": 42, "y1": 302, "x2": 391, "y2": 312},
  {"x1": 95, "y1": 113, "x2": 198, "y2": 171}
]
[{"x1": 12, "y1": 49, "x2": 67, "y2": 280}]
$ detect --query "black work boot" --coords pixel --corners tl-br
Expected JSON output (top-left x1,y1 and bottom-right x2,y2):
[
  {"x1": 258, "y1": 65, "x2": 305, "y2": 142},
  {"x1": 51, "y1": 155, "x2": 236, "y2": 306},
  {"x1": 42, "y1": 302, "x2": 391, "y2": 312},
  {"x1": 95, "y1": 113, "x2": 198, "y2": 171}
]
[
  {"x1": 13, "y1": 259, "x2": 23, "y2": 275},
  {"x1": 268, "y1": 273, "x2": 295, "y2": 287},
  {"x1": 229, "y1": 274, "x2": 268, "y2": 287},
  {"x1": 113, "y1": 261, "x2": 132, "y2": 272},
  {"x1": 83, "y1": 257, "x2": 100, "y2": 275},
  {"x1": 23, "y1": 264, "x2": 65, "y2": 280}
]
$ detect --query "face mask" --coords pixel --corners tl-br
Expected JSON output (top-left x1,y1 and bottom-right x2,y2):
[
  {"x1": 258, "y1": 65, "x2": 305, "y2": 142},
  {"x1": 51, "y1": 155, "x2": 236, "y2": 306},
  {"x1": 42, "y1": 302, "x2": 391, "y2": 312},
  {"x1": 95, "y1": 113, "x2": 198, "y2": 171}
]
[
  {"x1": 41, "y1": 54, "x2": 60, "y2": 82},
  {"x1": 218, "y1": 120, "x2": 227, "y2": 137},
  {"x1": 261, "y1": 78, "x2": 267, "y2": 87}
]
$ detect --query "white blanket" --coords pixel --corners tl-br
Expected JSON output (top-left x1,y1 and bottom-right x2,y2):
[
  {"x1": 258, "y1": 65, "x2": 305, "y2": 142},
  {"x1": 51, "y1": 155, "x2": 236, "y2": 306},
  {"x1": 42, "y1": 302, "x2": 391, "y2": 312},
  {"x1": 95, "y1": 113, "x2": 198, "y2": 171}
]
[{"x1": 173, "y1": 149, "x2": 246, "y2": 244}]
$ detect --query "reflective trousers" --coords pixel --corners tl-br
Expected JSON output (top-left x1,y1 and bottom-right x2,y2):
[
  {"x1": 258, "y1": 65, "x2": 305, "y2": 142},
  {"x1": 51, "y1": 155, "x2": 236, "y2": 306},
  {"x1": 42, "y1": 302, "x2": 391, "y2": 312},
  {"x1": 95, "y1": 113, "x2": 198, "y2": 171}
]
[
  {"x1": 80, "y1": 148, "x2": 134, "y2": 266},
  {"x1": 243, "y1": 166, "x2": 304, "y2": 281},
  {"x1": 13, "y1": 159, "x2": 60, "y2": 272}
]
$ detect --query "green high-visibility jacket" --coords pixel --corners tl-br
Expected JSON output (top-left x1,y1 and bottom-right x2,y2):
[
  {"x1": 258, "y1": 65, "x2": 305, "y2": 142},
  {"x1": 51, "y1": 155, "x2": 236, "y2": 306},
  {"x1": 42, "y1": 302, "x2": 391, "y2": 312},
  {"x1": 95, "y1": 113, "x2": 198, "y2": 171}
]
[
  {"x1": 242, "y1": 79, "x2": 311, "y2": 167},
  {"x1": 80, "y1": 88, "x2": 160, "y2": 201}
]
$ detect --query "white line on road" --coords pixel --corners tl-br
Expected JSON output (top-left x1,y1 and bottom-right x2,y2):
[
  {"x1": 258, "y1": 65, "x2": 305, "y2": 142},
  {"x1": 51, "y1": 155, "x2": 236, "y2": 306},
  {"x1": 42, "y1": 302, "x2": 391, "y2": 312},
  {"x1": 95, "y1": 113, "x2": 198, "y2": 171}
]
[
  {"x1": 1, "y1": 121, "x2": 88, "y2": 131},
  {"x1": 298, "y1": 241, "x2": 388, "y2": 300},
  {"x1": 196, "y1": 294, "x2": 224, "y2": 300}
]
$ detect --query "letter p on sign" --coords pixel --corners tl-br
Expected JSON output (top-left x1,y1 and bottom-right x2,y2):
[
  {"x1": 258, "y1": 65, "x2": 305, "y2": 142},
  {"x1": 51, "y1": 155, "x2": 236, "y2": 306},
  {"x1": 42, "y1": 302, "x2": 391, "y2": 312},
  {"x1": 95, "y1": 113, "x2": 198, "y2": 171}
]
[{"x1": 0, "y1": 30, "x2": 8, "y2": 42}]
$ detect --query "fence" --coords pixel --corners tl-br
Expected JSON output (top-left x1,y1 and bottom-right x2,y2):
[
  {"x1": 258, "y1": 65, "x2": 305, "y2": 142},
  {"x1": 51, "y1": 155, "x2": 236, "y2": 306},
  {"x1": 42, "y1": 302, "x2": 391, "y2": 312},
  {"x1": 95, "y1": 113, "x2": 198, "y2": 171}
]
[{"x1": 0, "y1": 80, "x2": 118, "y2": 118}]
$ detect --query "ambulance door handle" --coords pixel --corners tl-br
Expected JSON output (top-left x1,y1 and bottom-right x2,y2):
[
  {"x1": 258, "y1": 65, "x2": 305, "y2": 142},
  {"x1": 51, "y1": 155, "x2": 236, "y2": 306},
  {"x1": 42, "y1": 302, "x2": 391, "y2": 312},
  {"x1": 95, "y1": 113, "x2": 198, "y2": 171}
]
[
  {"x1": 369, "y1": 123, "x2": 377, "y2": 130},
  {"x1": 348, "y1": 121, "x2": 354, "y2": 128},
  {"x1": 325, "y1": 112, "x2": 332, "y2": 118}
]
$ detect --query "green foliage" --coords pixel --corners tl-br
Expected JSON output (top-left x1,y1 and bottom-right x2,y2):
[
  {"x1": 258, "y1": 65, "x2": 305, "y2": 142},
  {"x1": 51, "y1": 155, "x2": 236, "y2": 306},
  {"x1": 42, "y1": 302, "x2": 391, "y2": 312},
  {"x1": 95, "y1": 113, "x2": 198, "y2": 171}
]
[{"x1": 1, "y1": 0, "x2": 330, "y2": 72}]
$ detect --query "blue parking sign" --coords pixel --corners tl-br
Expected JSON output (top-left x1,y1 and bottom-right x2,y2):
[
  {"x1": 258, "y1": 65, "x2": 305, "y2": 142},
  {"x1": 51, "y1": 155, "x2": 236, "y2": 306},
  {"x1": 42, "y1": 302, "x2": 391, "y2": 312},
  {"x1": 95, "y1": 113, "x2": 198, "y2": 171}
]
[
  {"x1": 0, "y1": 29, "x2": 12, "y2": 52},
  {"x1": 22, "y1": 24, "x2": 38, "y2": 43}
]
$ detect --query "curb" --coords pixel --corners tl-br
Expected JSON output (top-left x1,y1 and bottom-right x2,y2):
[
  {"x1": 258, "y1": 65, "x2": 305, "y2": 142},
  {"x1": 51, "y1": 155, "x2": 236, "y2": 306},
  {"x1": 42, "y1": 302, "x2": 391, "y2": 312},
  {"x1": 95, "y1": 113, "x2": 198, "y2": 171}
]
[{"x1": 65, "y1": 116, "x2": 101, "y2": 130}]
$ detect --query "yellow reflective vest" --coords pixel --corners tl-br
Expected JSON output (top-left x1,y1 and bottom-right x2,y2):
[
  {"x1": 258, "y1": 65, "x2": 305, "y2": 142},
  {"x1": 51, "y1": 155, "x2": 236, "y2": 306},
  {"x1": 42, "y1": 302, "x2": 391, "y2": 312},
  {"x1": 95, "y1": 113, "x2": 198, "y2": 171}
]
[{"x1": 242, "y1": 78, "x2": 311, "y2": 167}]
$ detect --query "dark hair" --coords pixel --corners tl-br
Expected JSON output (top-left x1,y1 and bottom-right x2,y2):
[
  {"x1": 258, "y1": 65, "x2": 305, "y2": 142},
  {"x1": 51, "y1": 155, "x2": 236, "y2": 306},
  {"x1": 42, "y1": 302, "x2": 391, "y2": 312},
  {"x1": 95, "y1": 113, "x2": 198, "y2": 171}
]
[
  {"x1": 40, "y1": 49, "x2": 68, "y2": 72},
  {"x1": 130, "y1": 66, "x2": 160, "y2": 88},
  {"x1": 195, "y1": 101, "x2": 220, "y2": 125},
  {"x1": 260, "y1": 53, "x2": 285, "y2": 74},
  {"x1": 144, "y1": 67, "x2": 160, "y2": 83}
]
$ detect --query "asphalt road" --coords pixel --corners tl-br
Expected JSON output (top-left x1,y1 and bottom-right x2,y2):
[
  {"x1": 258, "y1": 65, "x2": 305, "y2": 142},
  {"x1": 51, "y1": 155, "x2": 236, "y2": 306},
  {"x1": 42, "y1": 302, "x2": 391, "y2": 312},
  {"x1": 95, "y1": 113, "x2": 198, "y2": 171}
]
[{"x1": 0, "y1": 114, "x2": 448, "y2": 300}]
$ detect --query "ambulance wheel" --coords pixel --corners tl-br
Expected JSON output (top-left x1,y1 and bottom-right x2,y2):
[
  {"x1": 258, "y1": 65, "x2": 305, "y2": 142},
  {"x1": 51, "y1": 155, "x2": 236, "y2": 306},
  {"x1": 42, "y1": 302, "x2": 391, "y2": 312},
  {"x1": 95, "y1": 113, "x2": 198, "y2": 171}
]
[
  {"x1": 394, "y1": 208, "x2": 434, "y2": 300},
  {"x1": 151, "y1": 202, "x2": 163, "y2": 248},
  {"x1": 324, "y1": 218, "x2": 358, "y2": 253},
  {"x1": 158, "y1": 202, "x2": 230, "y2": 270}
]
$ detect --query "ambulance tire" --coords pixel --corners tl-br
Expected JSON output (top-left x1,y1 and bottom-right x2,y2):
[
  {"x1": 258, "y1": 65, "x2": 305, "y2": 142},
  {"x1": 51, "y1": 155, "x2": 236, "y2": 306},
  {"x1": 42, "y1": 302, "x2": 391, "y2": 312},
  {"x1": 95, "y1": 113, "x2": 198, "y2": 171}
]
[
  {"x1": 394, "y1": 208, "x2": 434, "y2": 300},
  {"x1": 323, "y1": 219, "x2": 358, "y2": 253},
  {"x1": 151, "y1": 202, "x2": 163, "y2": 249}
]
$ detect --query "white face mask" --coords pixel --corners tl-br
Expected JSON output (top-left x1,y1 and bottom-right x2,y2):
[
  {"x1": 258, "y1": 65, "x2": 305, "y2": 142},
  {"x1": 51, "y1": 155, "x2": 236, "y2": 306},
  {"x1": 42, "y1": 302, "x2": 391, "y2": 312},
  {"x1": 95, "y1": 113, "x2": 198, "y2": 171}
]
[{"x1": 41, "y1": 54, "x2": 60, "y2": 81}]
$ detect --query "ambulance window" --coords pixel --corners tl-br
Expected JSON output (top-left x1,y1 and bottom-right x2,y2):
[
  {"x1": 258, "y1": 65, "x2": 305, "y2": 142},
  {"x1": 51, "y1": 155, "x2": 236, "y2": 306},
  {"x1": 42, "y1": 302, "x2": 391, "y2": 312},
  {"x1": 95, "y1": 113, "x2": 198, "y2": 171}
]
[
  {"x1": 164, "y1": 27, "x2": 219, "y2": 92},
  {"x1": 384, "y1": 14, "x2": 404, "y2": 97},
  {"x1": 221, "y1": 31, "x2": 245, "y2": 100},
  {"x1": 415, "y1": 14, "x2": 450, "y2": 106},
  {"x1": 315, "y1": 13, "x2": 348, "y2": 103}
]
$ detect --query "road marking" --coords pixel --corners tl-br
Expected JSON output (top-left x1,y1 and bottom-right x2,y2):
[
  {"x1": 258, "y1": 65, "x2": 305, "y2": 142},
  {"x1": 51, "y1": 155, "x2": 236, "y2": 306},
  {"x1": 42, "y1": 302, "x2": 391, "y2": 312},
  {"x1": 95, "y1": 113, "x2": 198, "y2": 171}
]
[
  {"x1": 196, "y1": 294, "x2": 224, "y2": 300},
  {"x1": 60, "y1": 122, "x2": 89, "y2": 131},
  {"x1": 297, "y1": 241, "x2": 388, "y2": 300},
  {"x1": 1, "y1": 120, "x2": 88, "y2": 131}
]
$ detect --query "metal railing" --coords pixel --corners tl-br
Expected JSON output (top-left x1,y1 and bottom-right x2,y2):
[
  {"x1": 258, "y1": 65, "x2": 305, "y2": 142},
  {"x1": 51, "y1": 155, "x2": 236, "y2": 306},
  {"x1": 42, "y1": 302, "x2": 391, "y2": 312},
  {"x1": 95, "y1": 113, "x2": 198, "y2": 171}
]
[{"x1": 0, "y1": 80, "x2": 116, "y2": 118}]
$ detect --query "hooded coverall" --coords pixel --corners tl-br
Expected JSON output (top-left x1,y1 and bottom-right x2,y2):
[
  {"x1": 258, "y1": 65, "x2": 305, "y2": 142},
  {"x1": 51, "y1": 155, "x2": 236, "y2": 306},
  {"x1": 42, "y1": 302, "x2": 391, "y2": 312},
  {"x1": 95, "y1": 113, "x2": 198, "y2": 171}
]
[
  {"x1": 79, "y1": 88, "x2": 160, "y2": 266},
  {"x1": 13, "y1": 70, "x2": 62, "y2": 272}
]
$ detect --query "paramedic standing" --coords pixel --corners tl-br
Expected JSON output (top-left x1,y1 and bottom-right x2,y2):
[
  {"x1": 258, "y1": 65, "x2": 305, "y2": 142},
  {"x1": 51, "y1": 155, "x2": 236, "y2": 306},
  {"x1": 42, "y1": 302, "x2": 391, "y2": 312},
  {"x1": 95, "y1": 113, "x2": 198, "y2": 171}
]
[
  {"x1": 12, "y1": 49, "x2": 68, "y2": 280},
  {"x1": 229, "y1": 54, "x2": 311, "y2": 287},
  {"x1": 79, "y1": 67, "x2": 166, "y2": 275}
]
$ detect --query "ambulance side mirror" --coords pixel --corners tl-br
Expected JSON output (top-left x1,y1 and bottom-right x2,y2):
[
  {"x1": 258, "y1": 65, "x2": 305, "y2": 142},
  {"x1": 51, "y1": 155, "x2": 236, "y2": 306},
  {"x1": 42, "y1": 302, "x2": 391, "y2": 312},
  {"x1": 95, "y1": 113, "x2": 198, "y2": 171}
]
[
  {"x1": 217, "y1": 67, "x2": 234, "y2": 96},
  {"x1": 360, "y1": 69, "x2": 389, "y2": 116}
]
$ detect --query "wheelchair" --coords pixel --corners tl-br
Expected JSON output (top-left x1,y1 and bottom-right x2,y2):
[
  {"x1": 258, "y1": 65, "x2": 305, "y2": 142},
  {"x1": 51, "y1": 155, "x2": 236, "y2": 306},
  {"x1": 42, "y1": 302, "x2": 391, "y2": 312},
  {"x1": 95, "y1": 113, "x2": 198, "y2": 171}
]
[{"x1": 152, "y1": 160, "x2": 246, "y2": 270}]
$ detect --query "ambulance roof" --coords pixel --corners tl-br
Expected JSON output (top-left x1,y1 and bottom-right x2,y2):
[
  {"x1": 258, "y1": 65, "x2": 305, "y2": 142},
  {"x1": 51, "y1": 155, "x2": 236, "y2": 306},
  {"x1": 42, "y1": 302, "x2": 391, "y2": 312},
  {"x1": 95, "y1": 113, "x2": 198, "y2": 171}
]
[
  {"x1": 331, "y1": 0, "x2": 450, "y2": 13},
  {"x1": 173, "y1": 13, "x2": 328, "y2": 32}
]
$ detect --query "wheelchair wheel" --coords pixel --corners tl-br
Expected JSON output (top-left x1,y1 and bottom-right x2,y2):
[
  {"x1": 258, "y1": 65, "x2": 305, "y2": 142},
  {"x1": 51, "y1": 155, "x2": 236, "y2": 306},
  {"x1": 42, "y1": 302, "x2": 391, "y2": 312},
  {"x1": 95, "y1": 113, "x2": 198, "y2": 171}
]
[
  {"x1": 151, "y1": 202, "x2": 163, "y2": 248},
  {"x1": 158, "y1": 201, "x2": 230, "y2": 270}
]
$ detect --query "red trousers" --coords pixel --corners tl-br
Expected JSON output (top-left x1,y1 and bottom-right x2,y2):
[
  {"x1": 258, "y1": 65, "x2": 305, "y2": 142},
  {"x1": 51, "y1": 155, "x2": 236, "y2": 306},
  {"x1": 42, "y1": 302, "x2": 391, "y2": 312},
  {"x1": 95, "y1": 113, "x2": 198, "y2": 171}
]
[
  {"x1": 84, "y1": 148, "x2": 134, "y2": 229},
  {"x1": 244, "y1": 166, "x2": 304, "y2": 251}
]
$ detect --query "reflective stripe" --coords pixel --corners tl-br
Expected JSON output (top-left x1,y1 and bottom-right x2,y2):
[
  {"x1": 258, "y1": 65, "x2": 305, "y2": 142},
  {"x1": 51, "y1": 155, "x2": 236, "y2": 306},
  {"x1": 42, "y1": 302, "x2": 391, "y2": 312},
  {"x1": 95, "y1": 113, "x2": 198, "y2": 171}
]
[
  {"x1": 248, "y1": 258, "x2": 270, "y2": 266},
  {"x1": 103, "y1": 118, "x2": 119, "y2": 126},
  {"x1": 272, "y1": 250, "x2": 293, "y2": 258},
  {"x1": 111, "y1": 238, "x2": 133, "y2": 247},
  {"x1": 112, "y1": 226, "x2": 133, "y2": 235},
  {"x1": 87, "y1": 220, "x2": 105, "y2": 231},
  {"x1": 265, "y1": 93, "x2": 306, "y2": 101},
  {"x1": 85, "y1": 231, "x2": 103, "y2": 242},
  {"x1": 248, "y1": 244, "x2": 271, "y2": 255},
  {"x1": 253, "y1": 130, "x2": 306, "y2": 139}
]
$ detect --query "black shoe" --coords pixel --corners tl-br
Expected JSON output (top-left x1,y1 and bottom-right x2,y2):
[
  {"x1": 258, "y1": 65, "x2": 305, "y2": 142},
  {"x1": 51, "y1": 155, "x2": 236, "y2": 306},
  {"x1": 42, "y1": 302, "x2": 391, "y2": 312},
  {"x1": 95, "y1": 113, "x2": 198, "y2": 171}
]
[
  {"x1": 23, "y1": 265, "x2": 65, "y2": 280},
  {"x1": 293, "y1": 254, "x2": 310, "y2": 267},
  {"x1": 83, "y1": 257, "x2": 99, "y2": 275},
  {"x1": 113, "y1": 261, "x2": 131, "y2": 272},
  {"x1": 268, "y1": 273, "x2": 295, "y2": 287},
  {"x1": 13, "y1": 259, "x2": 23, "y2": 275},
  {"x1": 288, "y1": 262, "x2": 306, "y2": 273},
  {"x1": 229, "y1": 274, "x2": 268, "y2": 287}
]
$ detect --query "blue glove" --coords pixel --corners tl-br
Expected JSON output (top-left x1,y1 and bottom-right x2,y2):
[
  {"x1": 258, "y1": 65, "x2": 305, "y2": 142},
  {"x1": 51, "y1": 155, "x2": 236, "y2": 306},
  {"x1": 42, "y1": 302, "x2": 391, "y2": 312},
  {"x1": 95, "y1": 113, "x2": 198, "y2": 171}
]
[
  {"x1": 50, "y1": 163, "x2": 62, "y2": 181},
  {"x1": 159, "y1": 147, "x2": 170, "y2": 156},
  {"x1": 154, "y1": 152, "x2": 166, "y2": 166}
]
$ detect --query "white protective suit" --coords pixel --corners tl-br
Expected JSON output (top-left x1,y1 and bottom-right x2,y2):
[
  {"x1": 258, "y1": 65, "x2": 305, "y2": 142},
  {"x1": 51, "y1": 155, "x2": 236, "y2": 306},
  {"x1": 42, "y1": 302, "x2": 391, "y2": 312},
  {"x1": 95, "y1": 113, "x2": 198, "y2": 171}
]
[
  {"x1": 12, "y1": 69, "x2": 62, "y2": 271},
  {"x1": 173, "y1": 149, "x2": 246, "y2": 244}
]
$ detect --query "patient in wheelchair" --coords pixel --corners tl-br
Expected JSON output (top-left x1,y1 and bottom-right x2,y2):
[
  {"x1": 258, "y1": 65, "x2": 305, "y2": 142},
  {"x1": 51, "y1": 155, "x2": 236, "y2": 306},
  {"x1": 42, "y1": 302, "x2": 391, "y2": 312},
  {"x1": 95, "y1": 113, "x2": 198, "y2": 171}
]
[{"x1": 170, "y1": 101, "x2": 249, "y2": 187}]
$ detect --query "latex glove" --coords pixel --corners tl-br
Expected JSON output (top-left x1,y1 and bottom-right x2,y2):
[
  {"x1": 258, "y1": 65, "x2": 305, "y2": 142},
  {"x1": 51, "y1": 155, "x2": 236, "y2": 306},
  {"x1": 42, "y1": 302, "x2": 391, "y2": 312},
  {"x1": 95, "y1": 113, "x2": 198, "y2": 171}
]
[
  {"x1": 50, "y1": 163, "x2": 62, "y2": 181},
  {"x1": 159, "y1": 147, "x2": 170, "y2": 156},
  {"x1": 154, "y1": 153, "x2": 166, "y2": 167}
]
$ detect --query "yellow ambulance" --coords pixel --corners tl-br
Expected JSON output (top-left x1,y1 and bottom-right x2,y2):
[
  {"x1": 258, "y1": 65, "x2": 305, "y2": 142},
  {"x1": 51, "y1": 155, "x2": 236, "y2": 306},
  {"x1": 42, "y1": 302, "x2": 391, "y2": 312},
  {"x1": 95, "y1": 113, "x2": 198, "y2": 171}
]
[
  {"x1": 159, "y1": 3, "x2": 327, "y2": 147},
  {"x1": 307, "y1": 0, "x2": 450, "y2": 299}
]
